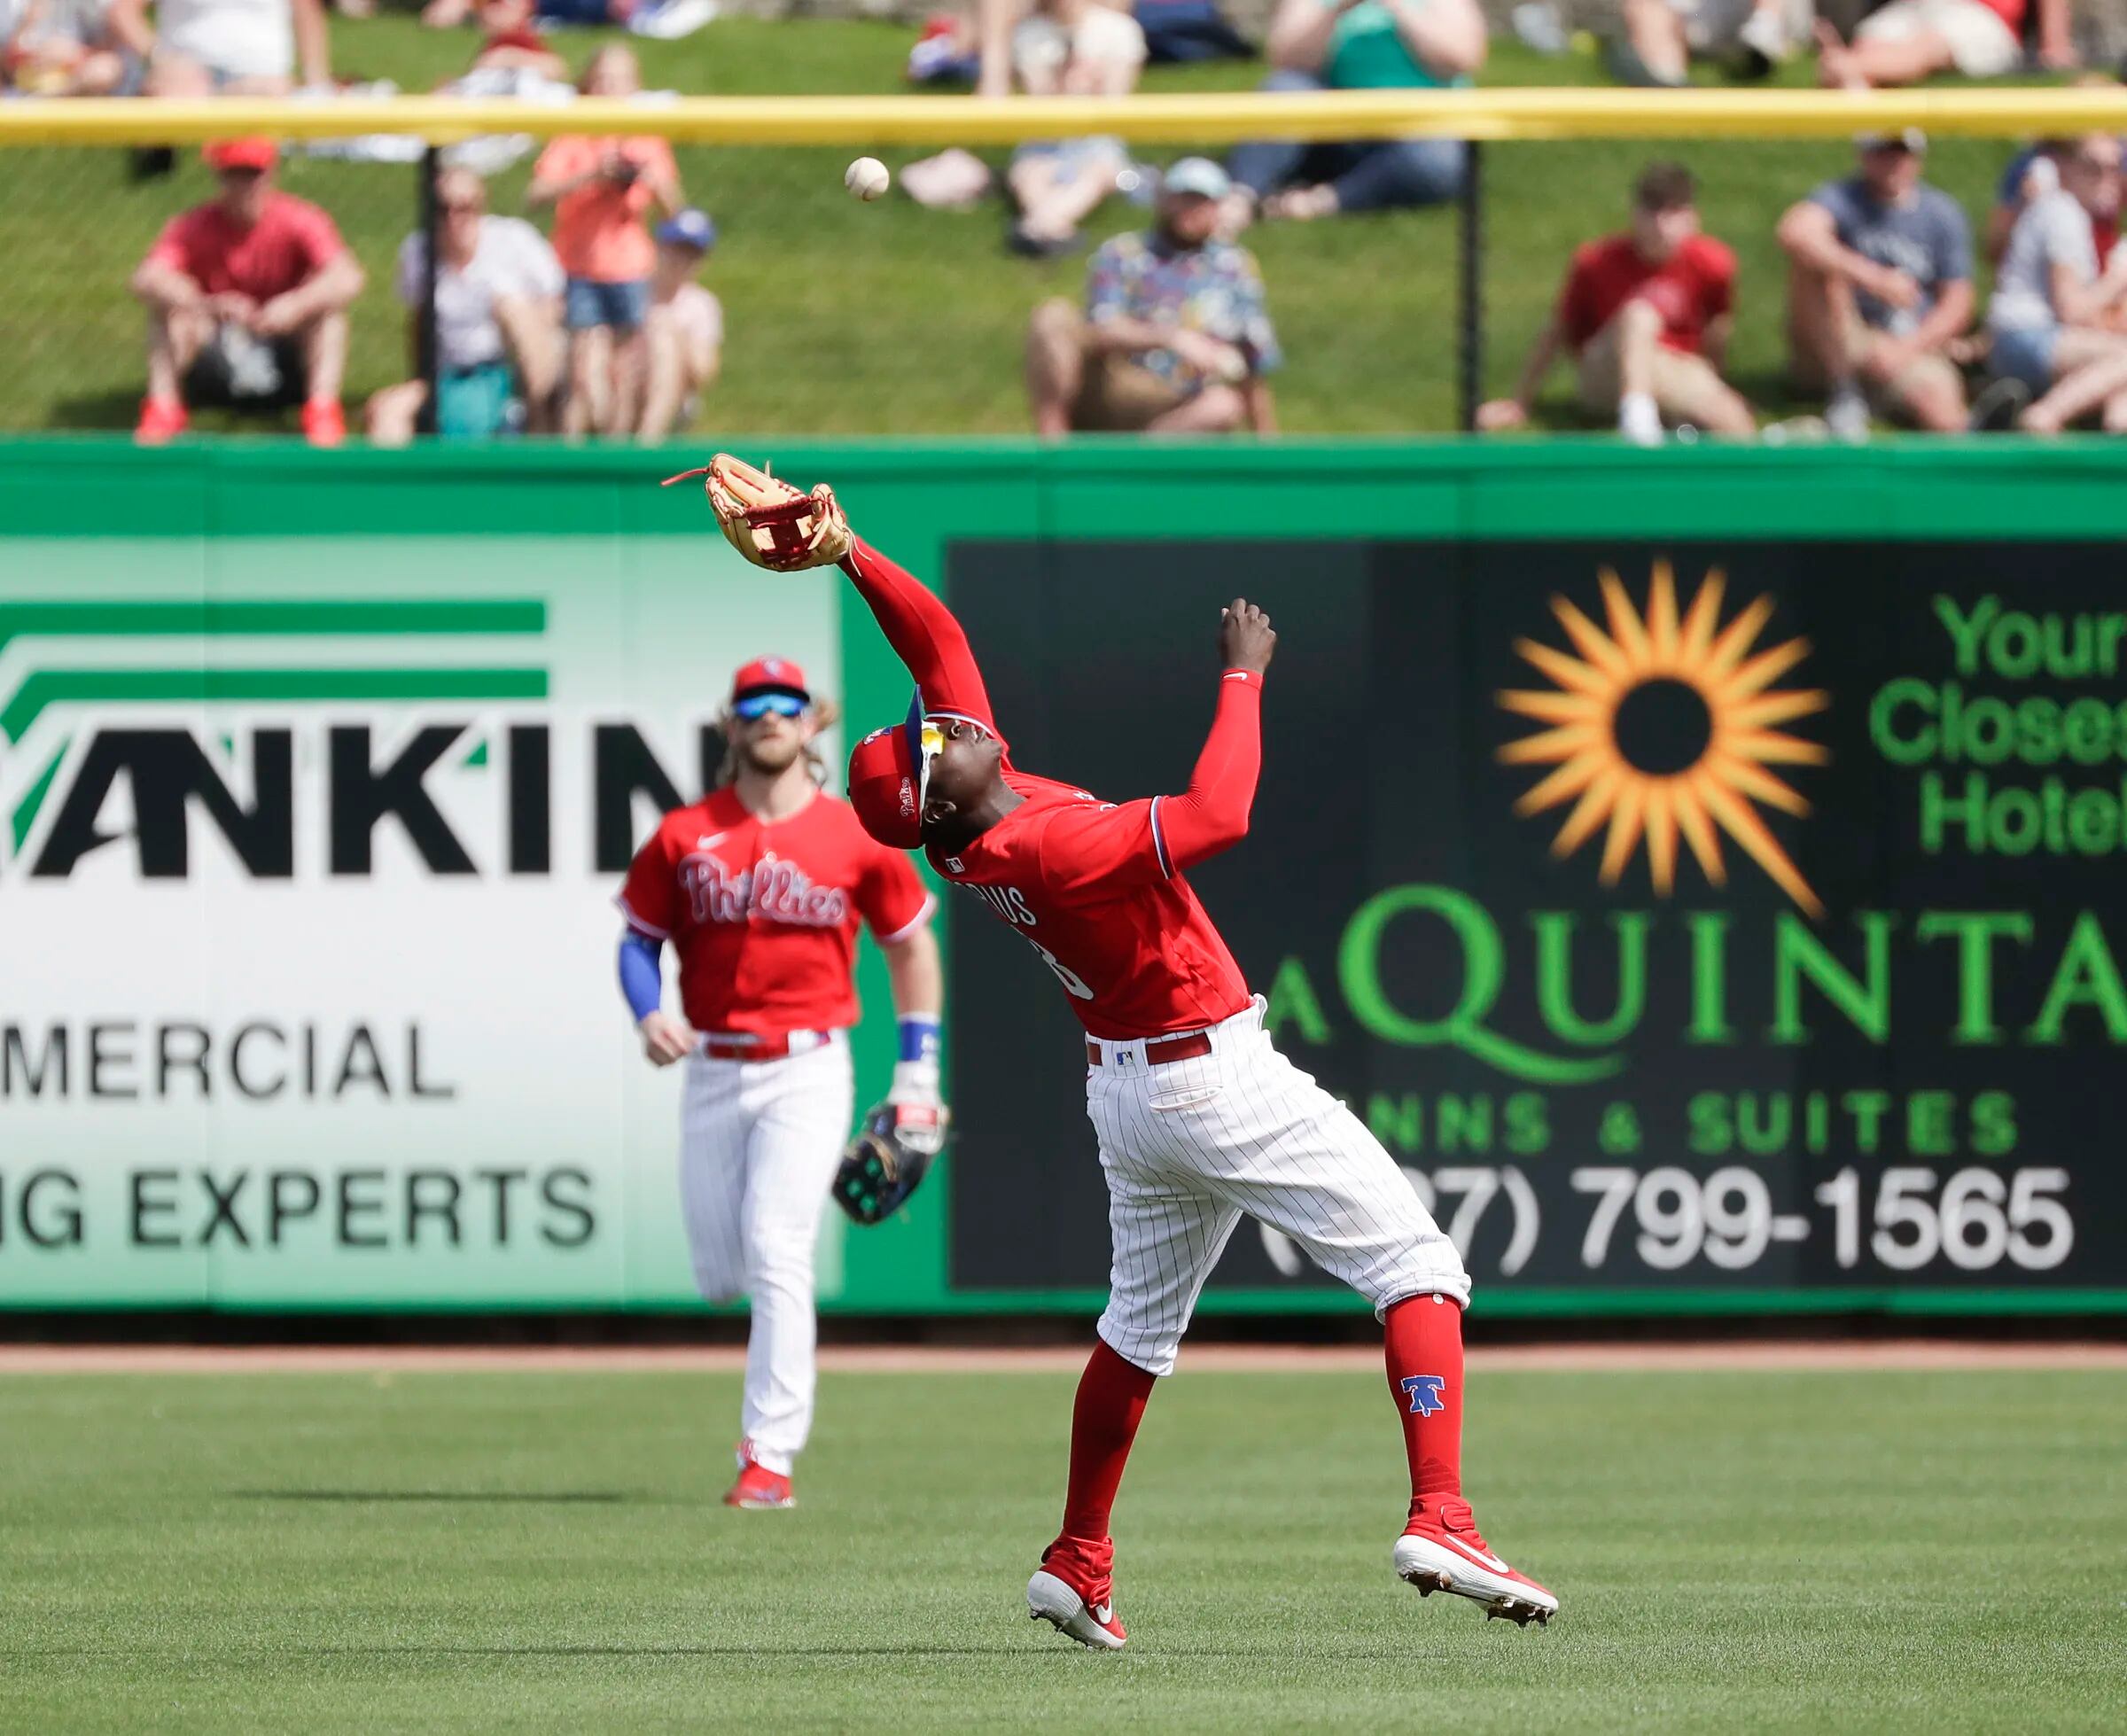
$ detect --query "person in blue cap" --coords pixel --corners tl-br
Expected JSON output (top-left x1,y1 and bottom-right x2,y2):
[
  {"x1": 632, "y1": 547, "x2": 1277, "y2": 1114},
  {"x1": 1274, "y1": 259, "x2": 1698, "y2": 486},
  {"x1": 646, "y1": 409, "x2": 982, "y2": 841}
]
[{"x1": 638, "y1": 206, "x2": 724, "y2": 440}]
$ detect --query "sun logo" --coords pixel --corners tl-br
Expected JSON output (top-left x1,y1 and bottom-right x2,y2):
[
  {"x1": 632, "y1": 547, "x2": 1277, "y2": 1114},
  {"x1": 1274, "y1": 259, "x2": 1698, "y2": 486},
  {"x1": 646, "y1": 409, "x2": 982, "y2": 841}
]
[{"x1": 1497, "y1": 562, "x2": 1828, "y2": 917}]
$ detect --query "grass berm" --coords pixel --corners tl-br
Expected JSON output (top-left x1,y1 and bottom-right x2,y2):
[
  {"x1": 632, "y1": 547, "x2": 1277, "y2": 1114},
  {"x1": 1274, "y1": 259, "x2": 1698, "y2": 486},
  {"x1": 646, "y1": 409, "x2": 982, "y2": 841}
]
[{"x1": 0, "y1": 19, "x2": 2070, "y2": 434}]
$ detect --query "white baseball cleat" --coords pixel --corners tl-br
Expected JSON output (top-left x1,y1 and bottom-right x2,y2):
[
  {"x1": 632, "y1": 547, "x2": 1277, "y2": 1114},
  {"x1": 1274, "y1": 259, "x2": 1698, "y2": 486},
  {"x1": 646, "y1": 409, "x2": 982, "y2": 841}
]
[
  {"x1": 1393, "y1": 1498, "x2": 1558, "y2": 1627},
  {"x1": 1027, "y1": 1568, "x2": 1126, "y2": 1651}
]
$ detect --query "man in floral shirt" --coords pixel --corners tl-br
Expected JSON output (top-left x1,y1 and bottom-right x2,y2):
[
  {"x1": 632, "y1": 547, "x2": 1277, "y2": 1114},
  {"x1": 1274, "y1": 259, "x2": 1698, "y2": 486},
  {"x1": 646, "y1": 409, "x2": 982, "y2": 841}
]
[{"x1": 1026, "y1": 157, "x2": 1280, "y2": 436}]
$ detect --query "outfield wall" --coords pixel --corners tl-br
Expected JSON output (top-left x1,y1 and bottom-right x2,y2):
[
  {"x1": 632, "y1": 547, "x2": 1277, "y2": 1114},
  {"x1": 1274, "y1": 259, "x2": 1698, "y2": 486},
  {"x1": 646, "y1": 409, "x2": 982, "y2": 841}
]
[{"x1": 2, "y1": 438, "x2": 2123, "y2": 1317}]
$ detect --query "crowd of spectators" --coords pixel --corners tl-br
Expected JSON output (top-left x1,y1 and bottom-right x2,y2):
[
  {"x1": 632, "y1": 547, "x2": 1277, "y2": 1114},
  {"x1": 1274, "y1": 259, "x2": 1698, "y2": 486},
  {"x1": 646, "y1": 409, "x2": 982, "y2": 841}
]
[
  {"x1": 121, "y1": 33, "x2": 723, "y2": 446},
  {"x1": 1473, "y1": 127, "x2": 2127, "y2": 441},
  {"x1": 5, "y1": 0, "x2": 2117, "y2": 441}
]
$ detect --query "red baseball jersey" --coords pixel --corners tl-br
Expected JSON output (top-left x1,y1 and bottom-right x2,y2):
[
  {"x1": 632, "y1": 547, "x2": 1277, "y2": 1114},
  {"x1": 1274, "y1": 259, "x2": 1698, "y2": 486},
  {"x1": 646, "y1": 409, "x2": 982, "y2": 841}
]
[
  {"x1": 1557, "y1": 232, "x2": 1736, "y2": 355},
  {"x1": 144, "y1": 191, "x2": 347, "y2": 302},
  {"x1": 838, "y1": 539, "x2": 1258, "y2": 1044},
  {"x1": 931, "y1": 771, "x2": 1254, "y2": 1041},
  {"x1": 617, "y1": 787, "x2": 933, "y2": 1035}
]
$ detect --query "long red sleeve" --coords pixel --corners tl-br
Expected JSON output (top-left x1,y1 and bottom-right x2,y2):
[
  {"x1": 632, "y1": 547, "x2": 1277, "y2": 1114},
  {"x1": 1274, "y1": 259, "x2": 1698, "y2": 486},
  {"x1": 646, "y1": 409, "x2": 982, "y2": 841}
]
[
  {"x1": 1155, "y1": 670, "x2": 1263, "y2": 874},
  {"x1": 838, "y1": 539, "x2": 997, "y2": 733}
]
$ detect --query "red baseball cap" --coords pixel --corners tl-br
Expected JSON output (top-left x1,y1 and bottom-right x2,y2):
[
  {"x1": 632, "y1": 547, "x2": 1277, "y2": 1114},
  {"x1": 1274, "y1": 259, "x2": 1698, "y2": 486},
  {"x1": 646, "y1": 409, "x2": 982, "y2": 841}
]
[
  {"x1": 203, "y1": 136, "x2": 279, "y2": 173},
  {"x1": 729, "y1": 656, "x2": 809, "y2": 704},
  {"x1": 846, "y1": 693, "x2": 936, "y2": 852}
]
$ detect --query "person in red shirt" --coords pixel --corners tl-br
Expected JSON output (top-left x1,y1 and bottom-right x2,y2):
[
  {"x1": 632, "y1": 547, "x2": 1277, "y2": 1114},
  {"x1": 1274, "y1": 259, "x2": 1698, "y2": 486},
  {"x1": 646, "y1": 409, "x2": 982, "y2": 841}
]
[
  {"x1": 741, "y1": 508, "x2": 1554, "y2": 1645},
  {"x1": 129, "y1": 137, "x2": 364, "y2": 446},
  {"x1": 617, "y1": 657, "x2": 943, "y2": 1510},
  {"x1": 1815, "y1": 0, "x2": 2073, "y2": 90},
  {"x1": 1477, "y1": 160, "x2": 1754, "y2": 446}
]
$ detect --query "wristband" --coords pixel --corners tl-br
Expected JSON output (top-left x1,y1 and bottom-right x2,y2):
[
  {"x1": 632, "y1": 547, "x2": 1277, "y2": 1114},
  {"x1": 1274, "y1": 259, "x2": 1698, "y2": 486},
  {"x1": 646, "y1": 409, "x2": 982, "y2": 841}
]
[
  {"x1": 1221, "y1": 667, "x2": 1264, "y2": 689},
  {"x1": 897, "y1": 1014, "x2": 941, "y2": 1066}
]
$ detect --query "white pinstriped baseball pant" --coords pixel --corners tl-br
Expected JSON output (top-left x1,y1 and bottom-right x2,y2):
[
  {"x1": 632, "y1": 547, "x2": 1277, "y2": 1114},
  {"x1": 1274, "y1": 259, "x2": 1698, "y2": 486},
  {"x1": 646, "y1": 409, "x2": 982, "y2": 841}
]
[
  {"x1": 678, "y1": 1037, "x2": 853, "y2": 1476},
  {"x1": 1087, "y1": 999, "x2": 1470, "y2": 1377}
]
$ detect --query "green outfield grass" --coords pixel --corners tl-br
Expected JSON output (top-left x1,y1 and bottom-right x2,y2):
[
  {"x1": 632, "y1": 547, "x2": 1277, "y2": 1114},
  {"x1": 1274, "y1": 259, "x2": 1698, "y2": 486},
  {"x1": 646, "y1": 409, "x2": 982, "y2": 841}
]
[
  {"x1": 0, "y1": 17, "x2": 2065, "y2": 434},
  {"x1": 1, "y1": 1364, "x2": 2121, "y2": 1732}
]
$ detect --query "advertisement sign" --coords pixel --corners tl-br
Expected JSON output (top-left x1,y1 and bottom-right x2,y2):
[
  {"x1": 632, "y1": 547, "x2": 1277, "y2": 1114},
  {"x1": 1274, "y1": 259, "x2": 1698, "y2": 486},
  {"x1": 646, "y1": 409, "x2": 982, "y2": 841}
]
[
  {"x1": 947, "y1": 539, "x2": 2127, "y2": 1305},
  {"x1": 5, "y1": 441, "x2": 2125, "y2": 1314},
  {"x1": 0, "y1": 528, "x2": 899, "y2": 1306}
]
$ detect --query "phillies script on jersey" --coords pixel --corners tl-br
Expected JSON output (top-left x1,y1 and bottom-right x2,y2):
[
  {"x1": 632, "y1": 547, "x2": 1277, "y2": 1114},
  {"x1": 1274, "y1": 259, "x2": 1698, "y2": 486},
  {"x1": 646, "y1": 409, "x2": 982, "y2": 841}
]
[
  {"x1": 619, "y1": 786, "x2": 931, "y2": 1034},
  {"x1": 840, "y1": 541, "x2": 1261, "y2": 1041}
]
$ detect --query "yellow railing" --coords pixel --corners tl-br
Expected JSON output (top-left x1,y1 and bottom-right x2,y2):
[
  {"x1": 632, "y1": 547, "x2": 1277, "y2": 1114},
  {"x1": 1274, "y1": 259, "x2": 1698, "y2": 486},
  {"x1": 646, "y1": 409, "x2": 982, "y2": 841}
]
[{"x1": 0, "y1": 87, "x2": 2117, "y2": 148}]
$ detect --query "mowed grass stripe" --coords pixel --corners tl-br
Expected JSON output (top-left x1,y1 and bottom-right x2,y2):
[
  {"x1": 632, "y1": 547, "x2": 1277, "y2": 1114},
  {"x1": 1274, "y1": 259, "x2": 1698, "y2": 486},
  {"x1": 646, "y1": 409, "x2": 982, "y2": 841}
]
[{"x1": 0, "y1": 1367, "x2": 2117, "y2": 1731}]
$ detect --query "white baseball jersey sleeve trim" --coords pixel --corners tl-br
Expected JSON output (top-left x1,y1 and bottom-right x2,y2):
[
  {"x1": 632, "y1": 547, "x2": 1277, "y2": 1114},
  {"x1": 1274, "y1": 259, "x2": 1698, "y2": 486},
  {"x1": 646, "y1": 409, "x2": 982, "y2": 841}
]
[
  {"x1": 873, "y1": 892, "x2": 937, "y2": 947},
  {"x1": 1087, "y1": 999, "x2": 1469, "y2": 1378},
  {"x1": 614, "y1": 893, "x2": 670, "y2": 940}
]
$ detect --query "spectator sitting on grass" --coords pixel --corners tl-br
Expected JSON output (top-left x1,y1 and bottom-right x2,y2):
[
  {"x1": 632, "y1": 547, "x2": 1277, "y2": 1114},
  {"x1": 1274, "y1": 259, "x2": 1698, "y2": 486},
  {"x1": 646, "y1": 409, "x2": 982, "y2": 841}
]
[
  {"x1": 2, "y1": 0, "x2": 133, "y2": 95},
  {"x1": 130, "y1": 136, "x2": 363, "y2": 446},
  {"x1": 1005, "y1": 0, "x2": 1149, "y2": 257},
  {"x1": 424, "y1": 0, "x2": 712, "y2": 34},
  {"x1": 1608, "y1": 0, "x2": 1810, "y2": 86},
  {"x1": 109, "y1": 0, "x2": 330, "y2": 96},
  {"x1": 1814, "y1": 0, "x2": 2072, "y2": 90},
  {"x1": 1988, "y1": 122, "x2": 2121, "y2": 270},
  {"x1": 635, "y1": 207, "x2": 723, "y2": 440},
  {"x1": 1025, "y1": 156, "x2": 1279, "y2": 436},
  {"x1": 526, "y1": 43, "x2": 682, "y2": 438},
  {"x1": 1777, "y1": 129, "x2": 1973, "y2": 438},
  {"x1": 460, "y1": 0, "x2": 565, "y2": 80},
  {"x1": 365, "y1": 167, "x2": 564, "y2": 447},
  {"x1": 1478, "y1": 160, "x2": 1753, "y2": 445},
  {"x1": 900, "y1": 1, "x2": 1149, "y2": 241},
  {"x1": 1986, "y1": 134, "x2": 2127, "y2": 432},
  {"x1": 1227, "y1": 0, "x2": 1483, "y2": 222}
]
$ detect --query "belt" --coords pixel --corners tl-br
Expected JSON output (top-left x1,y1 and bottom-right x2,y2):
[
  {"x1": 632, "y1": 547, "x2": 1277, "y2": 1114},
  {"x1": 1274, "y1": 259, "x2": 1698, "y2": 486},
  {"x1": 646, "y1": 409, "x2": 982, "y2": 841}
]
[
  {"x1": 701, "y1": 1031, "x2": 830, "y2": 1063},
  {"x1": 1086, "y1": 1031, "x2": 1213, "y2": 1068}
]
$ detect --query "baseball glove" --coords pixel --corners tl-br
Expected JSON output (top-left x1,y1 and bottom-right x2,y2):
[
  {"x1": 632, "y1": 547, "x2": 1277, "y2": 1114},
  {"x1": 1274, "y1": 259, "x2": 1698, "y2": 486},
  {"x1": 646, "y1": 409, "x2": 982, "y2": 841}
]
[
  {"x1": 831, "y1": 1101, "x2": 948, "y2": 1226},
  {"x1": 664, "y1": 453, "x2": 853, "y2": 572}
]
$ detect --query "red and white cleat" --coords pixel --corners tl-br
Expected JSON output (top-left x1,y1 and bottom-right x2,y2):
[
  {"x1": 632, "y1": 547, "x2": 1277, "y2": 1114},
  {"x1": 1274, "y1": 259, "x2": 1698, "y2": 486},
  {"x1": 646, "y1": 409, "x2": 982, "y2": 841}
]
[
  {"x1": 1394, "y1": 1498, "x2": 1558, "y2": 1627},
  {"x1": 722, "y1": 1442, "x2": 795, "y2": 1510},
  {"x1": 1026, "y1": 1536, "x2": 1126, "y2": 1651}
]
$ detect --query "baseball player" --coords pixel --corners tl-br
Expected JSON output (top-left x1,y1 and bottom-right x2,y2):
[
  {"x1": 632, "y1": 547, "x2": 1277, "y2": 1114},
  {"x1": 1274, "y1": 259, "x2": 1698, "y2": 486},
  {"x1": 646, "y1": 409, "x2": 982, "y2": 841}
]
[
  {"x1": 677, "y1": 457, "x2": 1554, "y2": 1642},
  {"x1": 616, "y1": 656, "x2": 944, "y2": 1510}
]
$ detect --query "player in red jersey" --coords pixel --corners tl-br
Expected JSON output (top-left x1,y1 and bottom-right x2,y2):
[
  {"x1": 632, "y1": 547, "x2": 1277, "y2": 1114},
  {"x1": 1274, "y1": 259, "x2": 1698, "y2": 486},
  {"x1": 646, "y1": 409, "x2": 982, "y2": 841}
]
[
  {"x1": 617, "y1": 656, "x2": 943, "y2": 1509},
  {"x1": 815, "y1": 532, "x2": 1557, "y2": 1643}
]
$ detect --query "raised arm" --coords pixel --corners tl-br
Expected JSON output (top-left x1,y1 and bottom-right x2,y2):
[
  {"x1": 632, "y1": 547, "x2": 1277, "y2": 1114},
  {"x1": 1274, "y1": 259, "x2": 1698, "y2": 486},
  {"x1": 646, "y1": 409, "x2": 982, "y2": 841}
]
[
  {"x1": 838, "y1": 539, "x2": 998, "y2": 732},
  {"x1": 1155, "y1": 601, "x2": 1274, "y2": 873}
]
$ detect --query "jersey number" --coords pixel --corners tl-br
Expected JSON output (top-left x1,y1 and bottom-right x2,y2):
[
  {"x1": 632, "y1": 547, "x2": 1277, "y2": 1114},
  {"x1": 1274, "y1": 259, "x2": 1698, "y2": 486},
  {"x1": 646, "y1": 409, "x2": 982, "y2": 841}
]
[{"x1": 1028, "y1": 939, "x2": 1095, "y2": 1000}]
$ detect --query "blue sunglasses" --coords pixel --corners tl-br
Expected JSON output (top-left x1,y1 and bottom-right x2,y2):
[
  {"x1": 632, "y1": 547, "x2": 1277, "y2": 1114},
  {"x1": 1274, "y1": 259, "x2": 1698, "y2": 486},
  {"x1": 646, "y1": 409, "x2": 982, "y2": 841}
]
[{"x1": 734, "y1": 692, "x2": 806, "y2": 720}]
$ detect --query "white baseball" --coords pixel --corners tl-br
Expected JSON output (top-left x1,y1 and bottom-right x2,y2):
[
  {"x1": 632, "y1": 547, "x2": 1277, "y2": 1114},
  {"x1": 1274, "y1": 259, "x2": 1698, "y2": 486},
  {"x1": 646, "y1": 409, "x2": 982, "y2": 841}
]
[{"x1": 845, "y1": 157, "x2": 891, "y2": 202}]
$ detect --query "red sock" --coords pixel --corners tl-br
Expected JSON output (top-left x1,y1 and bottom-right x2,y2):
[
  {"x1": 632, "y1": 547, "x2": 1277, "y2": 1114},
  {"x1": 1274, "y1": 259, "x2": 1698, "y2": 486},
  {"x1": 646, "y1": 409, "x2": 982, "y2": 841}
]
[
  {"x1": 1383, "y1": 1293, "x2": 1465, "y2": 1519},
  {"x1": 1057, "y1": 1338, "x2": 1156, "y2": 1545}
]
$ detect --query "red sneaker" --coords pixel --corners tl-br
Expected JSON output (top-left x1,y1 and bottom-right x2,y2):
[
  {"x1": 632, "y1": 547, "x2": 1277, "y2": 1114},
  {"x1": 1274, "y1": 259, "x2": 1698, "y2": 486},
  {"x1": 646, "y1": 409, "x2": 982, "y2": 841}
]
[
  {"x1": 135, "y1": 397, "x2": 188, "y2": 444},
  {"x1": 721, "y1": 1442, "x2": 794, "y2": 1510},
  {"x1": 1394, "y1": 1497, "x2": 1557, "y2": 1626},
  {"x1": 1026, "y1": 1535, "x2": 1126, "y2": 1651},
  {"x1": 300, "y1": 398, "x2": 346, "y2": 448}
]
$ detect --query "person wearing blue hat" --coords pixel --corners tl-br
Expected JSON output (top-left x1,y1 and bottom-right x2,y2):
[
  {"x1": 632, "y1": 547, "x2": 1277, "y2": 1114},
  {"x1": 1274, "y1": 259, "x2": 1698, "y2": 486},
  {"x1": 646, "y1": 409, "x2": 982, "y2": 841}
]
[{"x1": 639, "y1": 206, "x2": 724, "y2": 439}]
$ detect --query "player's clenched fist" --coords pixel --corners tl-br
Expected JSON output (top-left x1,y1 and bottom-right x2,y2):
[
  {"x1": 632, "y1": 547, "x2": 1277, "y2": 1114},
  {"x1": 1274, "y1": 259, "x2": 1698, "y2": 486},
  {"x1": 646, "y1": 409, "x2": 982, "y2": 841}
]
[
  {"x1": 1220, "y1": 599, "x2": 1276, "y2": 675},
  {"x1": 637, "y1": 1009, "x2": 697, "y2": 1067}
]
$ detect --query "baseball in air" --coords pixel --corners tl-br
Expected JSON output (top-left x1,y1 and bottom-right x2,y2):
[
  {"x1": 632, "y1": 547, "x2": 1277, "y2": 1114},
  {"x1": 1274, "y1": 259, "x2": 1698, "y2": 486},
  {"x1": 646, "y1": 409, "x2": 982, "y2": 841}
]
[{"x1": 845, "y1": 157, "x2": 891, "y2": 201}]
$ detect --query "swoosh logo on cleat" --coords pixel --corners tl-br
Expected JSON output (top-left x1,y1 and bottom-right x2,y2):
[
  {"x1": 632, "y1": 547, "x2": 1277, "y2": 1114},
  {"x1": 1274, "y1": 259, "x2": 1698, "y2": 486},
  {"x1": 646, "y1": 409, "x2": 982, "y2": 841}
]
[{"x1": 1435, "y1": 1535, "x2": 1513, "y2": 1575}]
